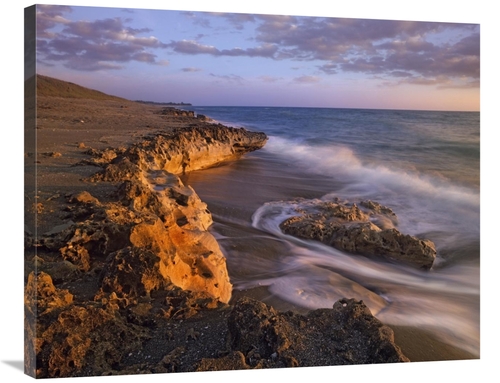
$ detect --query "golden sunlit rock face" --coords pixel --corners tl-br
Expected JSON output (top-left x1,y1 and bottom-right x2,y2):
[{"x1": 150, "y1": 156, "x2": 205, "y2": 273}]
[{"x1": 32, "y1": 123, "x2": 268, "y2": 308}]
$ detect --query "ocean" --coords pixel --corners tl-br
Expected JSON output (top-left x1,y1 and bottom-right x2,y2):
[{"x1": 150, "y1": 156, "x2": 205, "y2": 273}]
[{"x1": 180, "y1": 106, "x2": 480, "y2": 357}]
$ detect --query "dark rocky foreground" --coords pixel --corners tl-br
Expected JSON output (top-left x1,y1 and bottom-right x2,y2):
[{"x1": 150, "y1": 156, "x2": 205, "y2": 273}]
[
  {"x1": 25, "y1": 75, "x2": 410, "y2": 378},
  {"x1": 25, "y1": 272, "x2": 408, "y2": 377}
]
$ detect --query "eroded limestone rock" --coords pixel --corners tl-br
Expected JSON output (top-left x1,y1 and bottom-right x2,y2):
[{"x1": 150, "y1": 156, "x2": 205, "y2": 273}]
[
  {"x1": 38, "y1": 305, "x2": 151, "y2": 378},
  {"x1": 123, "y1": 124, "x2": 268, "y2": 175},
  {"x1": 24, "y1": 271, "x2": 74, "y2": 376},
  {"x1": 39, "y1": 178, "x2": 232, "y2": 303},
  {"x1": 25, "y1": 271, "x2": 74, "y2": 317},
  {"x1": 280, "y1": 198, "x2": 436, "y2": 269},
  {"x1": 39, "y1": 124, "x2": 248, "y2": 304}
]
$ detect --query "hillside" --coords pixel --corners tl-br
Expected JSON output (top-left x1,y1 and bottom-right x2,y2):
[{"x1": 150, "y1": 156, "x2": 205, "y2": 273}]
[{"x1": 34, "y1": 74, "x2": 128, "y2": 101}]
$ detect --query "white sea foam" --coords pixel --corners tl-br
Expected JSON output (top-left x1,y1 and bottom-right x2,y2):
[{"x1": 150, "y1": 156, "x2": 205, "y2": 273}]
[
  {"x1": 265, "y1": 135, "x2": 479, "y2": 206},
  {"x1": 263, "y1": 135, "x2": 480, "y2": 238}
]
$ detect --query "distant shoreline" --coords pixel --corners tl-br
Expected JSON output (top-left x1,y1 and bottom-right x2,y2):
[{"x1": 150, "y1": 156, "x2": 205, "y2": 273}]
[{"x1": 134, "y1": 100, "x2": 192, "y2": 106}]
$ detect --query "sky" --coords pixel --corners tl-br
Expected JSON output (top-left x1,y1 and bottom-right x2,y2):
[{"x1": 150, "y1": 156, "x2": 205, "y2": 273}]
[{"x1": 31, "y1": 3, "x2": 480, "y2": 111}]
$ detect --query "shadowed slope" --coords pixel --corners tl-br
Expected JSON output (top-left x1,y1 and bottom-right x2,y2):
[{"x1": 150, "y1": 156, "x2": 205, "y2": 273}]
[{"x1": 35, "y1": 74, "x2": 127, "y2": 101}]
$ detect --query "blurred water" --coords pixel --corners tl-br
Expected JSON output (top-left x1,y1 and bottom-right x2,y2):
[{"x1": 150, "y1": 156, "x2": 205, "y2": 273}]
[{"x1": 182, "y1": 106, "x2": 480, "y2": 356}]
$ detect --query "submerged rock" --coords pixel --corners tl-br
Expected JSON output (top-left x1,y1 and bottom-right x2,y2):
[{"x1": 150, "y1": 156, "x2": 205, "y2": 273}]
[{"x1": 280, "y1": 198, "x2": 436, "y2": 269}]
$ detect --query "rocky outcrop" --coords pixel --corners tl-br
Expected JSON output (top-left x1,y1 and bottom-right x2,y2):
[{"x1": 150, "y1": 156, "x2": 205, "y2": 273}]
[
  {"x1": 25, "y1": 272, "x2": 148, "y2": 378},
  {"x1": 84, "y1": 124, "x2": 268, "y2": 178},
  {"x1": 24, "y1": 272, "x2": 74, "y2": 375},
  {"x1": 37, "y1": 180, "x2": 232, "y2": 305},
  {"x1": 26, "y1": 289, "x2": 408, "y2": 378},
  {"x1": 26, "y1": 119, "x2": 268, "y2": 377},
  {"x1": 124, "y1": 124, "x2": 268, "y2": 175},
  {"x1": 157, "y1": 107, "x2": 195, "y2": 118},
  {"x1": 280, "y1": 198, "x2": 436, "y2": 269},
  {"x1": 35, "y1": 122, "x2": 269, "y2": 306},
  {"x1": 222, "y1": 297, "x2": 409, "y2": 368}
]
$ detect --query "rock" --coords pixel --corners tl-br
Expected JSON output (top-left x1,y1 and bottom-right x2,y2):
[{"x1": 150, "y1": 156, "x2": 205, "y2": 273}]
[
  {"x1": 43, "y1": 151, "x2": 62, "y2": 157},
  {"x1": 124, "y1": 124, "x2": 268, "y2": 175},
  {"x1": 196, "y1": 351, "x2": 250, "y2": 371},
  {"x1": 330, "y1": 223, "x2": 436, "y2": 269},
  {"x1": 24, "y1": 272, "x2": 74, "y2": 317},
  {"x1": 161, "y1": 285, "x2": 224, "y2": 319},
  {"x1": 129, "y1": 217, "x2": 232, "y2": 304},
  {"x1": 69, "y1": 191, "x2": 99, "y2": 205},
  {"x1": 96, "y1": 246, "x2": 167, "y2": 306},
  {"x1": 226, "y1": 297, "x2": 409, "y2": 367},
  {"x1": 196, "y1": 114, "x2": 212, "y2": 122},
  {"x1": 36, "y1": 304, "x2": 151, "y2": 378},
  {"x1": 25, "y1": 259, "x2": 81, "y2": 284},
  {"x1": 280, "y1": 198, "x2": 436, "y2": 269},
  {"x1": 74, "y1": 124, "x2": 265, "y2": 304},
  {"x1": 82, "y1": 126, "x2": 246, "y2": 303},
  {"x1": 158, "y1": 107, "x2": 195, "y2": 118},
  {"x1": 43, "y1": 221, "x2": 75, "y2": 237},
  {"x1": 41, "y1": 172, "x2": 232, "y2": 303},
  {"x1": 91, "y1": 156, "x2": 142, "y2": 182},
  {"x1": 24, "y1": 271, "x2": 74, "y2": 376}
]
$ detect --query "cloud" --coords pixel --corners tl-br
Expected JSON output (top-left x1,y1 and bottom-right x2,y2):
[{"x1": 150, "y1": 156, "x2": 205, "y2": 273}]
[
  {"x1": 183, "y1": 11, "x2": 257, "y2": 31},
  {"x1": 182, "y1": 11, "x2": 213, "y2": 29},
  {"x1": 182, "y1": 67, "x2": 203, "y2": 72},
  {"x1": 167, "y1": 40, "x2": 279, "y2": 58},
  {"x1": 318, "y1": 63, "x2": 338, "y2": 74},
  {"x1": 36, "y1": 6, "x2": 479, "y2": 87},
  {"x1": 209, "y1": 73, "x2": 245, "y2": 84},
  {"x1": 217, "y1": 12, "x2": 257, "y2": 30},
  {"x1": 251, "y1": 15, "x2": 479, "y2": 85},
  {"x1": 184, "y1": 13, "x2": 478, "y2": 87},
  {"x1": 36, "y1": 6, "x2": 169, "y2": 71},
  {"x1": 62, "y1": 18, "x2": 164, "y2": 48},
  {"x1": 259, "y1": 75, "x2": 282, "y2": 83},
  {"x1": 381, "y1": 74, "x2": 479, "y2": 90},
  {"x1": 35, "y1": 4, "x2": 72, "y2": 38},
  {"x1": 293, "y1": 75, "x2": 320, "y2": 84},
  {"x1": 168, "y1": 40, "x2": 219, "y2": 55},
  {"x1": 156, "y1": 60, "x2": 170, "y2": 67}
]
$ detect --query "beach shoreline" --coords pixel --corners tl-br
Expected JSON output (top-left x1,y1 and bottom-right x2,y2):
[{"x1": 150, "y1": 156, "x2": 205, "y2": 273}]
[
  {"x1": 180, "y1": 171, "x2": 479, "y2": 362},
  {"x1": 24, "y1": 76, "x2": 476, "y2": 377}
]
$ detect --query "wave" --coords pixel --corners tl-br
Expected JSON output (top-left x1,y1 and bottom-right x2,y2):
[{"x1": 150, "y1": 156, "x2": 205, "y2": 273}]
[
  {"x1": 263, "y1": 136, "x2": 479, "y2": 239},
  {"x1": 249, "y1": 200, "x2": 480, "y2": 356},
  {"x1": 266, "y1": 136, "x2": 478, "y2": 204}
]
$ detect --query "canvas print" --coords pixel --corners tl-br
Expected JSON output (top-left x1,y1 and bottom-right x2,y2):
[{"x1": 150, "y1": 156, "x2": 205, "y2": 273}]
[{"x1": 24, "y1": 3, "x2": 480, "y2": 379}]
